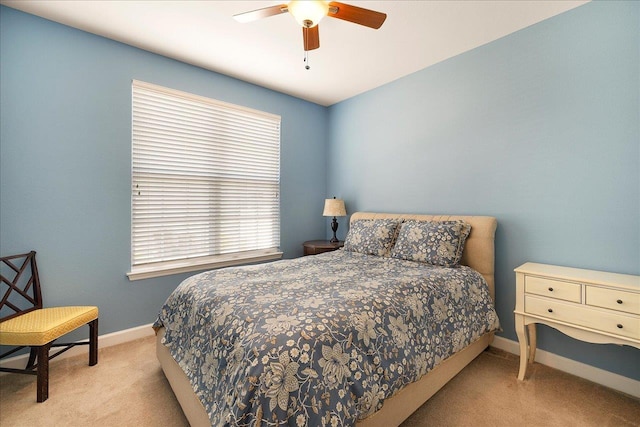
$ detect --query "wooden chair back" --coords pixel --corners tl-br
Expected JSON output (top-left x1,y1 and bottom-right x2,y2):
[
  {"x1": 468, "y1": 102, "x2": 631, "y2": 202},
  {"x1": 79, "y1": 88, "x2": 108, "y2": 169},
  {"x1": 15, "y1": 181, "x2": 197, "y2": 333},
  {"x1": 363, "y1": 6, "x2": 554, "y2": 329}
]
[{"x1": 1, "y1": 251, "x2": 43, "y2": 323}]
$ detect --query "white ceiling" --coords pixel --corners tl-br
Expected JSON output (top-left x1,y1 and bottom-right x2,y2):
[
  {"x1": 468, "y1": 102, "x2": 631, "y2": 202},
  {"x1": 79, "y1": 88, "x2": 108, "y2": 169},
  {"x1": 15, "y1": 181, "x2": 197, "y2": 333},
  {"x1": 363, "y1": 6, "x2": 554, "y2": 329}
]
[{"x1": 2, "y1": 0, "x2": 588, "y2": 106}]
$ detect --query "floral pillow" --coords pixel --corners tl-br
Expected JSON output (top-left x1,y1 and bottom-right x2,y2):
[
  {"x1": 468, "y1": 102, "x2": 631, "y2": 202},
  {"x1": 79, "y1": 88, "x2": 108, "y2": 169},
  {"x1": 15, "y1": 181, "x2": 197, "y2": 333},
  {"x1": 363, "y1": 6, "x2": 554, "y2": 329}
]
[
  {"x1": 390, "y1": 220, "x2": 471, "y2": 267},
  {"x1": 343, "y1": 219, "x2": 401, "y2": 257}
]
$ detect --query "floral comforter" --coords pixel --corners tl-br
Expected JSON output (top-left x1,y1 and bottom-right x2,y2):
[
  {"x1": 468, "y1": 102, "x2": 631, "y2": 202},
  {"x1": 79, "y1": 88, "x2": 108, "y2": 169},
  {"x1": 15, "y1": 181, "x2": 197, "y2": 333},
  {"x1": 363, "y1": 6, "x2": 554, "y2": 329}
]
[{"x1": 154, "y1": 250, "x2": 499, "y2": 426}]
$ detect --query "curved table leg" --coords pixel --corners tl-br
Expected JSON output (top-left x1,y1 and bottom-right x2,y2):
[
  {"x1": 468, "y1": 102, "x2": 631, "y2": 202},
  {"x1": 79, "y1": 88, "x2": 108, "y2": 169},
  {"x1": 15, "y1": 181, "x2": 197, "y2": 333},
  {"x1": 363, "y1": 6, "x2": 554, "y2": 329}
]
[
  {"x1": 527, "y1": 323, "x2": 536, "y2": 364},
  {"x1": 515, "y1": 314, "x2": 531, "y2": 380}
]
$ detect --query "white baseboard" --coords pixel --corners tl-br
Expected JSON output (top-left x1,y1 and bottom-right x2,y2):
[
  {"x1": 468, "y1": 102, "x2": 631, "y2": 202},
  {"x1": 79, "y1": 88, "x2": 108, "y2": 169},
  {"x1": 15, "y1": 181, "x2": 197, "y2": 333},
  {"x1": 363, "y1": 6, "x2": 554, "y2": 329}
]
[
  {"x1": 490, "y1": 335, "x2": 640, "y2": 398},
  {"x1": 0, "y1": 323, "x2": 155, "y2": 372}
]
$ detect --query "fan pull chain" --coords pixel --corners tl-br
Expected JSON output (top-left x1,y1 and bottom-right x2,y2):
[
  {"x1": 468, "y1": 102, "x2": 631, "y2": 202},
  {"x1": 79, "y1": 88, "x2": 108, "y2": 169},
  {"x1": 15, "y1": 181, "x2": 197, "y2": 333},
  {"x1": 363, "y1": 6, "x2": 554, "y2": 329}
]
[{"x1": 304, "y1": 50, "x2": 310, "y2": 70}]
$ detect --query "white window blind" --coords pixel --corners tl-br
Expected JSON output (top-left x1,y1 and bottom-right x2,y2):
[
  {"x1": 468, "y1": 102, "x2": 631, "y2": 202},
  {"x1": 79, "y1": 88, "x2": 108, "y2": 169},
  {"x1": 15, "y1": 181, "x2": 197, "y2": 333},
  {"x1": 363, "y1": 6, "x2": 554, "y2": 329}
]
[{"x1": 129, "y1": 80, "x2": 281, "y2": 280}]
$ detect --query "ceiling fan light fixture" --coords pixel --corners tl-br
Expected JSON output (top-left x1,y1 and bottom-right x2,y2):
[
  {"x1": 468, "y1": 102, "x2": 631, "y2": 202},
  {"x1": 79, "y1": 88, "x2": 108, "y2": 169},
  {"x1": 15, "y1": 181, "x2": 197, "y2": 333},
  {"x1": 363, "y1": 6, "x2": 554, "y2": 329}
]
[{"x1": 288, "y1": 0, "x2": 329, "y2": 28}]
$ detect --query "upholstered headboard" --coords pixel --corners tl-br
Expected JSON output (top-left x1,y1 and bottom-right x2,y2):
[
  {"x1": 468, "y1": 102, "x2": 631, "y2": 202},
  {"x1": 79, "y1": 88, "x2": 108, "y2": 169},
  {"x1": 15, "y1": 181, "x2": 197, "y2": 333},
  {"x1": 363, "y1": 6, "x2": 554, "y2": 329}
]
[{"x1": 349, "y1": 212, "x2": 498, "y2": 301}]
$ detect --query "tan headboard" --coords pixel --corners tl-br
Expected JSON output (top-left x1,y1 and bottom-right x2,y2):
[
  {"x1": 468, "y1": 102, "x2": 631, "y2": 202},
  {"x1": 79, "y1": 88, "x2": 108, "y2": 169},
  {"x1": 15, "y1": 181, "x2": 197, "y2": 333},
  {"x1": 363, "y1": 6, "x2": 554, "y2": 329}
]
[{"x1": 349, "y1": 212, "x2": 498, "y2": 301}]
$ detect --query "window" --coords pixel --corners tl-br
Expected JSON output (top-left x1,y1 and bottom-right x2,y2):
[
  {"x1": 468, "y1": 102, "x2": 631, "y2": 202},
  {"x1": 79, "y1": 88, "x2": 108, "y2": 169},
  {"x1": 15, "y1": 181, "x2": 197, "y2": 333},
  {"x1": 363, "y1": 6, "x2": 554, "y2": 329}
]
[{"x1": 128, "y1": 80, "x2": 281, "y2": 280}]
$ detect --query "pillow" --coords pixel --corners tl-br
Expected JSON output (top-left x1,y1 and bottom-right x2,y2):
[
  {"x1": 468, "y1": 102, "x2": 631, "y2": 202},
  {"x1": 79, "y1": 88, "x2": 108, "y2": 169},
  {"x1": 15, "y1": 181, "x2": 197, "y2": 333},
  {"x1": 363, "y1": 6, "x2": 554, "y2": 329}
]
[
  {"x1": 343, "y1": 219, "x2": 401, "y2": 256},
  {"x1": 390, "y1": 220, "x2": 471, "y2": 267}
]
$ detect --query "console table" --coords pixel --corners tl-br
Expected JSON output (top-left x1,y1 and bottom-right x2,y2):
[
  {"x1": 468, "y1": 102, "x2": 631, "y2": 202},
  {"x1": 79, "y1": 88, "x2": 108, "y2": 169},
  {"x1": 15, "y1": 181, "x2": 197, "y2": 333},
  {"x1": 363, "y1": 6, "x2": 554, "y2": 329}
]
[{"x1": 514, "y1": 262, "x2": 640, "y2": 380}]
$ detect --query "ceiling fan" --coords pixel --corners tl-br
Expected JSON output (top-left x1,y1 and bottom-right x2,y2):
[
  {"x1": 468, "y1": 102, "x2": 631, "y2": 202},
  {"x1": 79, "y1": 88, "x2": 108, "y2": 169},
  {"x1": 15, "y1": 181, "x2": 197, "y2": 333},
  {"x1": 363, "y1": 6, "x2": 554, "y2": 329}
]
[{"x1": 233, "y1": 1, "x2": 387, "y2": 53}]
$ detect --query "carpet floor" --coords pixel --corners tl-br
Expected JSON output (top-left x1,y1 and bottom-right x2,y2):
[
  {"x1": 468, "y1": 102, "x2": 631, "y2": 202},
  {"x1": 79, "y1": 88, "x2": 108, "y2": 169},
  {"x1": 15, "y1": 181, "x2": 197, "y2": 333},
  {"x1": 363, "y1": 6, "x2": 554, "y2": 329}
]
[{"x1": 0, "y1": 336, "x2": 638, "y2": 426}]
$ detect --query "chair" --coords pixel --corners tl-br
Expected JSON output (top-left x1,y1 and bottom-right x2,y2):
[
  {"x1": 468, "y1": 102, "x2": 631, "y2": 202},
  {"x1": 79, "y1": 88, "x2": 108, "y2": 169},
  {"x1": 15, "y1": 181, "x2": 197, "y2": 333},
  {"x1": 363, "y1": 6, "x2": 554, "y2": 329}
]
[{"x1": 0, "y1": 251, "x2": 98, "y2": 402}]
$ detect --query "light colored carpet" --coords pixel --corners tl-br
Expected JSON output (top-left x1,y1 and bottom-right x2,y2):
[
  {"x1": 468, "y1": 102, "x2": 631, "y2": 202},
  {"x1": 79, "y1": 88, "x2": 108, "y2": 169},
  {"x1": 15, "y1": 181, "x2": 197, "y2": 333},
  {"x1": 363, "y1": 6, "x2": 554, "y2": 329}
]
[{"x1": 1, "y1": 336, "x2": 638, "y2": 426}]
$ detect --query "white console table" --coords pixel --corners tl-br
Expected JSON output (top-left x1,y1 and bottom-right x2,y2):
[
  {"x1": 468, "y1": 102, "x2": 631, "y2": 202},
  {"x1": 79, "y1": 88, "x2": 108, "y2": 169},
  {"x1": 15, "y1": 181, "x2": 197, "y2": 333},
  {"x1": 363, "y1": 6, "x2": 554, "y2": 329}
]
[{"x1": 514, "y1": 262, "x2": 640, "y2": 380}]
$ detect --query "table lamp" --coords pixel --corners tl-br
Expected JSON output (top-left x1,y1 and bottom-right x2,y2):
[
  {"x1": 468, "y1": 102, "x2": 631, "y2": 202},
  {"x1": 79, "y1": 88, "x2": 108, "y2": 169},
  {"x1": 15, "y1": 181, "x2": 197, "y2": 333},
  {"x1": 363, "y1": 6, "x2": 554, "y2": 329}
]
[{"x1": 323, "y1": 197, "x2": 347, "y2": 243}]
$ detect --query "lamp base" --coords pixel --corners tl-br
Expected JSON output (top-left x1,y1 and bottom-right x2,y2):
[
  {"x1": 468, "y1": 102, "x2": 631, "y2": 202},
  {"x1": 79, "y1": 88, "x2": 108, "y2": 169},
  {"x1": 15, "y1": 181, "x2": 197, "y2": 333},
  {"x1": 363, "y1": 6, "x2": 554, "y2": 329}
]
[{"x1": 330, "y1": 217, "x2": 339, "y2": 243}]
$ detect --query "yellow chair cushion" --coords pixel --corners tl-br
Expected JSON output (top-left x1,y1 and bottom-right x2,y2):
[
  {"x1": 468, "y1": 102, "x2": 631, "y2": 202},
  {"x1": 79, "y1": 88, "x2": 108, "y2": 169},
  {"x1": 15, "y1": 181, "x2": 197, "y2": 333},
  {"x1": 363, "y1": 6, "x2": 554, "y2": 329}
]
[{"x1": 0, "y1": 306, "x2": 98, "y2": 346}]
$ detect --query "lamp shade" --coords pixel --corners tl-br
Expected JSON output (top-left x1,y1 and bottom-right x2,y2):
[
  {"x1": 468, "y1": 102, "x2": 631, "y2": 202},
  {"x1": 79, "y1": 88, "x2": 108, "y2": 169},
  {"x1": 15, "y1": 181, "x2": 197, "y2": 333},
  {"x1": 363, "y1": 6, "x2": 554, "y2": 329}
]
[
  {"x1": 288, "y1": 0, "x2": 329, "y2": 28},
  {"x1": 323, "y1": 198, "x2": 346, "y2": 217}
]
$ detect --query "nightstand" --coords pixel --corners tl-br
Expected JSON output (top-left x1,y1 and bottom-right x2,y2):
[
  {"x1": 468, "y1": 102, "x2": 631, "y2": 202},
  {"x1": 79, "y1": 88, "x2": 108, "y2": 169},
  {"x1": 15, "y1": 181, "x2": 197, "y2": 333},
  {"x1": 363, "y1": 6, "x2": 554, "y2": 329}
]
[
  {"x1": 303, "y1": 240, "x2": 344, "y2": 256},
  {"x1": 514, "y1": 262, "x2": 640, "y2": 380}
]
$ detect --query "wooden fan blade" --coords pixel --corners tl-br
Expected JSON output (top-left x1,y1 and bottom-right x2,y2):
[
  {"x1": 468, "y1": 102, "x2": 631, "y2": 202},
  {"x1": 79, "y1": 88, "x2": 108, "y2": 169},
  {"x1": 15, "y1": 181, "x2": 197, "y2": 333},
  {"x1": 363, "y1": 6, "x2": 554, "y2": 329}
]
[
  {"x1": 328, "y1": 1, "x2": 386, "y2": 29},
  {"x1": 233, "y1": 4, "x2": 287, "y2": 23},
  {"x1": 303, "y1": 25, "x2": 320, "y2": 51}
]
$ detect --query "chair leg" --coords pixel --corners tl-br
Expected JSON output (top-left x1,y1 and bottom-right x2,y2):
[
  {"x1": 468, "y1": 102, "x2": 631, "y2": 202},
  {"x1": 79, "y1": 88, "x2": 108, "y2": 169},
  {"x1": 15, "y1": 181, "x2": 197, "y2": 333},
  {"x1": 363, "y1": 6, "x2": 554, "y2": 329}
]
[
  {"x1": 36, "y1": 343, "x2": 52, "y2": 403},
  {"x1": 89, "y1": 318, "x2": 98, "y2": 366},
  {"x1": 26, "y1": 347, "x2": 38, "y2": 370}
]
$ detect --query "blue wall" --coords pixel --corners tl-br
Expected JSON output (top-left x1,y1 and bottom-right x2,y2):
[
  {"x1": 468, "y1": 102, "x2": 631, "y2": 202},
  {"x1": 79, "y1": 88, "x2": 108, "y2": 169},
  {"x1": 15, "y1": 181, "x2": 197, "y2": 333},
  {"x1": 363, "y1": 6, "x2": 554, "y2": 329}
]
[
  {"x1": 0, "y1": 6, "x2": 328, "y2": 336},
  {"x1": 328, "y1": 1, "x2": 639, "y2": 379}
]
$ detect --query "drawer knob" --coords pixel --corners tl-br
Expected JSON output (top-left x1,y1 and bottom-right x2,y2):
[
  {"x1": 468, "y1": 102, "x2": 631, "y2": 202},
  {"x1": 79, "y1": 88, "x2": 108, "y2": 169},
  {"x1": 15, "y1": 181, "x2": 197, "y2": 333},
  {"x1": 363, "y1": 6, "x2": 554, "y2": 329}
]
[
  {"x1": 617, "y1": 299, "x2": 623, "y2": 304},
  {"x1": 617, "y1": 324, "x2": 623, "y2": 329},
  {"x1": 548, "y1": 287, "x2": 554, "y2": 292},
  {"x1": 548, "y1": 308, "x2": 553, "y2": 313}
]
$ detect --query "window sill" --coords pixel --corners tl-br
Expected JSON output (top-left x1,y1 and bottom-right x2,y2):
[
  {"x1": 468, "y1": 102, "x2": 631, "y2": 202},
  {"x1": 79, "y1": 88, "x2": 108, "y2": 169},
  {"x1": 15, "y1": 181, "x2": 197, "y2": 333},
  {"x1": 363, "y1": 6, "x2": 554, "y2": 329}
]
[{"x1": 127, "y1": 249, "x2": 283, "y2": 281}]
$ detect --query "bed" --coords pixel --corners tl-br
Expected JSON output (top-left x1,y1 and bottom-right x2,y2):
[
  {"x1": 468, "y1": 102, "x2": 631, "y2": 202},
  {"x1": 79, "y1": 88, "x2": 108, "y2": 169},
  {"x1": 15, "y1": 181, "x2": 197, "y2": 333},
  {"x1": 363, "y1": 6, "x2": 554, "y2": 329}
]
[{"x1": 154, "y1": 212, "x2": 499, "y2": 426}]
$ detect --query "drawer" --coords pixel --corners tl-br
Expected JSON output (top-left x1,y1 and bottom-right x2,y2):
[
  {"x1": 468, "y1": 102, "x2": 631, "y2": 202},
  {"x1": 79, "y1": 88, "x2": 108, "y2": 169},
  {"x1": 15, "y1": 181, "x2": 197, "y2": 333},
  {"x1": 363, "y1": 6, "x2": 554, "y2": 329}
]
[
  {"x1": 525, "y1": 276, "x2": 581, "y2": 303},
  {"x1": 304, "y1": 246, "x2": 337, "y2": 255},
  {"x1": 585, "y1": 286, "x2": 640, "y2": 315},
  {"x1": 525, "y1": 295, "x2": 640, "y2": 340}
]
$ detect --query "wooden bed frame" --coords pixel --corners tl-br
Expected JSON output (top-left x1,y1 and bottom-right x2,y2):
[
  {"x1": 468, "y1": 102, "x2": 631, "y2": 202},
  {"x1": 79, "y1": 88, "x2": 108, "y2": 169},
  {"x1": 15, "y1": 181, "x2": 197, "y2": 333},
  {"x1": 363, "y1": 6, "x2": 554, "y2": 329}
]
[{"x1": 156, "y1": 212, "x2": 498, "y2": 427}]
